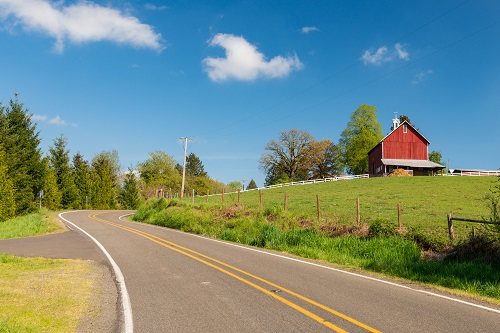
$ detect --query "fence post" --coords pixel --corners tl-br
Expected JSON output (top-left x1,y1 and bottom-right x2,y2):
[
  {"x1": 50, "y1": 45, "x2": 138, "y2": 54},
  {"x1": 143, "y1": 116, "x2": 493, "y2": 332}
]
[
  {"x1": 357, "y1": 198, "x2": 360, "y2": 225},
  {"x1": 447, "y1": 213, "x2": 454, "y2": 241},
  {"x1": 192, "y1": 189, "x2": 194, "y2": 205},
  {"x1": 316, "y1": 194, "x2": 321, "y2": 219},
  {"x1": 284, "y1": 192, "x2": 288, "y2": 212},
  {"x1": 397, "y1": 203, "x2": 401, "y2": 228},
  {"x1": 222, "y1": 189, "x2": 225, "y2": 205},
  {"x1": 238, "y1": 189, "x2": 241, "y2": 207},
  {"x1": 259, "y1": 189, "x2": 263, "y2": 210},
  {"x1": 206, "y1": 190, "x2": 209, "y2": 203}
]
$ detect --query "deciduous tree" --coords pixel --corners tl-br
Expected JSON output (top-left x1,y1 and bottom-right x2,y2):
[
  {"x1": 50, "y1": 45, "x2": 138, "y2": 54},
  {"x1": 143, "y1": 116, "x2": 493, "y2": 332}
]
[
  {"x1": 259, "y1": 129, "x2": 313, "y2": 185},
  {"x1": 338, "y1": 104, "x2": 383, "y2": 175},
  {"x1": 138, "y1": 151, "x2": 181, "y2": 197},
  {"x1": 306, "y1": 139, "x2": 343, "y2": 178}
]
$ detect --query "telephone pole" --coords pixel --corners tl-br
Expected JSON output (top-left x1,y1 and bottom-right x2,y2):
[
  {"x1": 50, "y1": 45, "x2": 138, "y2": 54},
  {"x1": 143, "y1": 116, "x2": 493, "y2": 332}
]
[{"x1": 180, "y1": 137, "x2": 193, "y2": 199}]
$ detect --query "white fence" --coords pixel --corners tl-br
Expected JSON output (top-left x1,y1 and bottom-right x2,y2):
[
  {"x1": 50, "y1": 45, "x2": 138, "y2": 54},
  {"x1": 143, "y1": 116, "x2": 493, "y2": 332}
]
[
  {"x1": 205, "y1": 174, "x2": 370, "y2": 197},
  {"x1": 446, "y1": 170, "x2": 500, "y2": 177}
]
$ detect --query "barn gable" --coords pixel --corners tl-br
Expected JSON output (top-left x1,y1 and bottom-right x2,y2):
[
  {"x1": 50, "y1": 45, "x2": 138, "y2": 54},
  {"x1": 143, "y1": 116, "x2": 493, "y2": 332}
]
[{"x1": 368, "y1": 120, "x2": 444, "y2": 176}]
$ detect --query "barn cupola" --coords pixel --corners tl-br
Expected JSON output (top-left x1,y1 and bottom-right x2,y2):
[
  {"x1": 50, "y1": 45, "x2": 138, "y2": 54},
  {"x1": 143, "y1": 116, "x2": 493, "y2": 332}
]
[{"x1": 391, "y1": 115, "x2": 400, "y2": 131}]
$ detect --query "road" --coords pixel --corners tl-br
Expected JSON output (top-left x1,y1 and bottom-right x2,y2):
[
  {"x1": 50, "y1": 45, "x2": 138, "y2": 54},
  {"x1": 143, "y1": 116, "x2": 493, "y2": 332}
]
[{"x1": 60, "y1": 210, "x2": 499, "y2": 333}]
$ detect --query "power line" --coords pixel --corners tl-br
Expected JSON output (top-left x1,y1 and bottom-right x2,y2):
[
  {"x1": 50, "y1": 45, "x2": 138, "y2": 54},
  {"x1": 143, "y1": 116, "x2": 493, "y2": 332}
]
[{"x1": 204, "y1": 1, "x2": 472, "y2": 140}]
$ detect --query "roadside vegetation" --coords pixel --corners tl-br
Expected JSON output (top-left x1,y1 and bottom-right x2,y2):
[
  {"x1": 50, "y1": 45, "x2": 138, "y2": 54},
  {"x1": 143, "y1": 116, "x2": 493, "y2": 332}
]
[
  {"x1": 0, "y1": 212, "x2": 97, "y2": 333},
  {"x1": 132, "y1": 176, "x2": 500, "y2": 303}
]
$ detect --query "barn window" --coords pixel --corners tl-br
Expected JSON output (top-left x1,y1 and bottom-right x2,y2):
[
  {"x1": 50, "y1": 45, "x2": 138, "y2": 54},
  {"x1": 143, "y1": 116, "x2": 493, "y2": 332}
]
[{"x1": 403, "y1": 124, "x2": 407, "y2": 133}]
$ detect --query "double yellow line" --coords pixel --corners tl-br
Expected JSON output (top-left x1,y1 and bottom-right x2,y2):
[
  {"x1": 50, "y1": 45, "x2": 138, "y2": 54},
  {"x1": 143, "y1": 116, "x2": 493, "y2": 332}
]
[{"x1": 89, "y1": 213, "x2": 382, "y2": 333}]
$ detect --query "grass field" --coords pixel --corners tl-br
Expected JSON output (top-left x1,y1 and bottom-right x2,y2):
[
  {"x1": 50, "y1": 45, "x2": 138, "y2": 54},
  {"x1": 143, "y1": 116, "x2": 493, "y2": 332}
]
[
  {"x1": 194, "y1": 176, "x2": 498, "y2": 244},
  {"x1": 0, "y1": 212, "x2": 97, "y2": 332}
]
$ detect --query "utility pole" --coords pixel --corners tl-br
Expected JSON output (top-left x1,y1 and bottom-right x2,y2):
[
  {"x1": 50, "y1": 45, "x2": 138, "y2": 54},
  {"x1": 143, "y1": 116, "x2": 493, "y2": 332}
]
[{"x1": 180, "y1": 137, "x2": 193, "y2": 199}]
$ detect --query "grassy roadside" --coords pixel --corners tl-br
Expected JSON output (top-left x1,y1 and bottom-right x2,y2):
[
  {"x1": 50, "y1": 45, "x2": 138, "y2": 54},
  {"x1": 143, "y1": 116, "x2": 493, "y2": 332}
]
[
  {"x1": 0, "y1": 210, "x2": 63, "y2": 240},
  {"x1": 0, "y1": 211, "x2": 98, "y2": 333},
  {"x1": 132, "y1": 176, "x2": 500, "y2": 303}
]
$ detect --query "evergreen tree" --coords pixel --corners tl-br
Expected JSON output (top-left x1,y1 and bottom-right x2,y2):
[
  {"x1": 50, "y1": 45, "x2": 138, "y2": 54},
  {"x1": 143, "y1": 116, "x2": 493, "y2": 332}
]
[
  {"x1": 246, "y1": 179, "x2": 258, "y2": 190},
  {"x1": 186, "y1": 153, "x2": 207, "y2": 177},
  {"x1": 41, "y1": 158, "x2": 62, "y2": 211},
  {"x1": 0, "y1": 143, "x2": 16, "y2": 221},
  {"x1": 73, "y1": 152, "x2": 92, "y2": 209},
  {"x1": 49, "y1": 135, "x2": 78, "y2": 209},
  {"x1": 90, "y1": 151, "x2": 120, "y2": 209},
  {"x1": 119, "y1": 169, "x2": 141, "y2": 209},
  {"x1": 0, "y1": 95, "x2": 44, "y2": 214}
]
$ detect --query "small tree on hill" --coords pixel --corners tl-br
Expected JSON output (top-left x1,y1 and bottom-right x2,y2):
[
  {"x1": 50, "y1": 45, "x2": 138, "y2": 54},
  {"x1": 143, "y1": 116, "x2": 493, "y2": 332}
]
[{"x1": 247, "y1": 179, "x2": 258, "y2": 190}]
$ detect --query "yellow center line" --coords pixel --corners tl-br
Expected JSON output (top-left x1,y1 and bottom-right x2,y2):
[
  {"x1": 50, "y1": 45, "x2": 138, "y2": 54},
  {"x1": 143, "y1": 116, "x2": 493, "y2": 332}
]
[{"x1": 89, "y1": 213, "x2": 382, "y2": 333}]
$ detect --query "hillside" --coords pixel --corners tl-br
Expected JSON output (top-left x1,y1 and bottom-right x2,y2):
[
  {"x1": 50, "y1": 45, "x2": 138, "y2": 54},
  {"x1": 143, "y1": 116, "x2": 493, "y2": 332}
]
[{"x1": 195, "y1": 176, "x2": 498, "y2": 243}]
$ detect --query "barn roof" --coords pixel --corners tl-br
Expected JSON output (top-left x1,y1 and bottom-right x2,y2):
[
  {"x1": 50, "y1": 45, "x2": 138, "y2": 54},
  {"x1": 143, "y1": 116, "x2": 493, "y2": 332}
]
[{"x1": 381, "y1": 159, "x2": 445, "y2": 168}]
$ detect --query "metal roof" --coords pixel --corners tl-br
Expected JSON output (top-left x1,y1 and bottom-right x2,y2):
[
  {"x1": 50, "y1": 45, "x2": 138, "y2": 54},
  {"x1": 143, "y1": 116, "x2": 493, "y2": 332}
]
[{"x1": 381, "y1": 159, "x2": 445, "y2": 168}]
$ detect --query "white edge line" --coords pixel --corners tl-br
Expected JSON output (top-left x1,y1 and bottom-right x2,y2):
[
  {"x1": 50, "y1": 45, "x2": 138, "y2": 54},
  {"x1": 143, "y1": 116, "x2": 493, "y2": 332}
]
[
  {"x1": 60, "y1": 212, "x2": 134, "y2": 333},
  {"x1": 118, "y1": 213, "x2": 500, "y2": 315}
]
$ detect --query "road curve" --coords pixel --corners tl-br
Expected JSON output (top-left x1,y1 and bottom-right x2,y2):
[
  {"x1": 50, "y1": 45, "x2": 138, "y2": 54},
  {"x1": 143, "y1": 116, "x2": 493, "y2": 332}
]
[{"x1": 61, "y1": 210, "x2": 499, "y2": 333}]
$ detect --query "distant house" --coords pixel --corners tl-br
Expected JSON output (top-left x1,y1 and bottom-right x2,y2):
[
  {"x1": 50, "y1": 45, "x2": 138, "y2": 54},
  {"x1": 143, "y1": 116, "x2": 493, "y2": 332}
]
[{"x1": 368, "y1": 119, "x2": 445, "y2": 176}]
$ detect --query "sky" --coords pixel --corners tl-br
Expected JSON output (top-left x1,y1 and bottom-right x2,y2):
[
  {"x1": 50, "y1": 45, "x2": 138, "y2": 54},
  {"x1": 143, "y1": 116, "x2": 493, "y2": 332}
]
[{"x1": 0, "y1": 0, "x2": 499, "y2": 188}]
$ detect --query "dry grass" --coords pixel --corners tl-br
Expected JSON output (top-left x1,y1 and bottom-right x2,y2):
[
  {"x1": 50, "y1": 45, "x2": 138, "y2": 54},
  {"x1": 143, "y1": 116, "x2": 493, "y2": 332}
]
[{"x1": 0, "y1": 254, "x2": 98, "y2": 333}]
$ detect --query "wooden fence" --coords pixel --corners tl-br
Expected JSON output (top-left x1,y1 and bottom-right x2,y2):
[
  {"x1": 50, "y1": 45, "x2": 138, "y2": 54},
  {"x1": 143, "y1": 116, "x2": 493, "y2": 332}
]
[{"x1": 447, "y1": 213, "x2": 500, "y2": 240}]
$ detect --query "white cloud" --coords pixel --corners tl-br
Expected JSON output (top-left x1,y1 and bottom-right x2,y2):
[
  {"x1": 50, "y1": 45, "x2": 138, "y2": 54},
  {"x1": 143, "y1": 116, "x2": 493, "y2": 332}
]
[
  {"x1": 300, "y1": 26, "x2": 319, "y2": 34},
  {"x1": 0, "y1": 0, "x2": 163, "y2": 52},
  {"x1": 202, "y1": 33, "x2": 303, "y2": 82},
  {"x1": 395, "y1": 43, "x2": 409, "y2": 60},
  {"x1": 361, "y1": 44, "x2": 410, "y2": 65},
  {"x1": 361, "y1": 46, "x2": 390, "y2": 65},
  {"x1": 32, "y1": 114, "x2": 76, "y2": 127},
  {"x1": 412, "y1": 69, "x2": 433, "y2": 84},
  {"x1": 145, "y1": 4, "x2": 168, "y2": 11}
]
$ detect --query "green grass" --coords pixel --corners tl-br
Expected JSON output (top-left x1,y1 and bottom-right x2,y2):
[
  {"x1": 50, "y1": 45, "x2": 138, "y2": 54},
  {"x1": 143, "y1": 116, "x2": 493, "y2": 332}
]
[
  {"x1": 0, "y1": 210, "x2": 63, "y2": 240},
  {"x1": 133, "y1": 176, "x2": 500, "y2": 302},
  {"x1": 194, "y1": 176, "x2": 497, "y2": 244},
  {"x1": 0, "y1": 213, "x2": 97, "y2": 332}
]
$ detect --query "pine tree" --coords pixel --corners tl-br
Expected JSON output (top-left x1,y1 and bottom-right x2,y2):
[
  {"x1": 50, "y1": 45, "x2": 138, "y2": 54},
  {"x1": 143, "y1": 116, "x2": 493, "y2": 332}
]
[
  {"x1": 0, "y1": 143, "x2": 16, "y2": 221},
  {"x1": 91, "y1": 151, "x2": 120, "y2": 209},
  {"x1": 246, "y1": 179, "x2": 258, "y2": 190},
  {"x1": 73, "y1": 153, "x2": 92, "y2": 209},
  {"x1": 119, "y1": 169, "x2": 141, "y2": 209},
  {"x1": 49, "y1": 135, "x2": 78, "y2": 209},
  {"x1": 0, "y1": 95, "x2": 44, "y2": 214},
  {"x1": 41, "y1": 158, "x2": 62, "y2": 211}
]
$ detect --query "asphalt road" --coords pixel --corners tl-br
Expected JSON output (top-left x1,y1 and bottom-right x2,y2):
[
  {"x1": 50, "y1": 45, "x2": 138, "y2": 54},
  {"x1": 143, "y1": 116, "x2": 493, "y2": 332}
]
[{"x1": 59, "y1": 210, "x2": 499, "y2": 333}]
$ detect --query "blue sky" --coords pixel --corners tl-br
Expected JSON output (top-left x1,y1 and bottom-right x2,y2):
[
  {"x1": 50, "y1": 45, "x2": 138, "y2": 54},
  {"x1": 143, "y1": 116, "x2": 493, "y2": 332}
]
[{"x1": 0, "y1": 0, "x2": 498, "y2": 187}]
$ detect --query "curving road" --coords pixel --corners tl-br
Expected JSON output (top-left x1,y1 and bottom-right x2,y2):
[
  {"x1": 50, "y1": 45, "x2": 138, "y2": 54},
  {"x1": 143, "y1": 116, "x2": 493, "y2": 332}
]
[{"x1": 60, "y1": 210, "x2": 499, "y2": 333}]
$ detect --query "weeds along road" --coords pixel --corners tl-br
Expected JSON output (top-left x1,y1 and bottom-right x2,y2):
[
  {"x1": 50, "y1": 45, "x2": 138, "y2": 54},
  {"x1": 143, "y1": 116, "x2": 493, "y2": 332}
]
[{"x1": 60, "y1": 210, "x2": 499, "y2": 333}]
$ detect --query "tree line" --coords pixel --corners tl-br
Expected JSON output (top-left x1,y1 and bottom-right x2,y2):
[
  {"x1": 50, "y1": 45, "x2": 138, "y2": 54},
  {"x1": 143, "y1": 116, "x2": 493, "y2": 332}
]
[{"x1": 0, "y1": 95, "x2": 228, "y2": 221}]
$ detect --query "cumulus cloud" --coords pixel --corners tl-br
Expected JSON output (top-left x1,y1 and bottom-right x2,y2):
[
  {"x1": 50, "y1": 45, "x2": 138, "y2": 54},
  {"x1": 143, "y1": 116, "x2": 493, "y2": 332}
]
[
  {"x1": 361, "y1": 43, "x2": 409, "y2": 65},
  {"x1": 300, "y1": 26, "x2": 319, "y2": 34},
  {"x1": 32, "y1": 114, "x2": 76, "y2": 127},
  {"x1": 202, "y1": 33, "x2": 303, "y2": 82},
  {"x1": 0, "y1": 0, "x2": 163, "y2": 52}
]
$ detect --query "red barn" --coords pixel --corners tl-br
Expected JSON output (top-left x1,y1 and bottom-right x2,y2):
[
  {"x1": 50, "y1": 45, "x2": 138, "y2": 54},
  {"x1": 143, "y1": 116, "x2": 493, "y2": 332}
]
[{"x1": 368, "y1": 120, "x2": 444, "y2": 176}]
